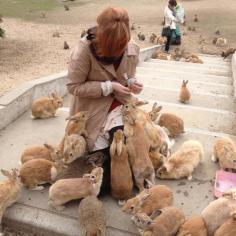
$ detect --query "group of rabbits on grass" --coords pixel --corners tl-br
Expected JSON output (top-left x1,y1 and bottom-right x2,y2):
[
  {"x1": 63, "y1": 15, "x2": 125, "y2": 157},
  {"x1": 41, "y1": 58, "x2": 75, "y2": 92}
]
[{"x1": 1, "y1": 91, "x2": 236, "y2": 236}]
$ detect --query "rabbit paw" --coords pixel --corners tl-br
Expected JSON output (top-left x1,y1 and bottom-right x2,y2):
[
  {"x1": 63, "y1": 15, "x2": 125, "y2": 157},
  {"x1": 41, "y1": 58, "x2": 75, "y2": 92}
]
[
  {"x1": 187, "y1": 175, "x2": 193, "y2": 181},
  {"x1": 118, "y1": 200, "x2": 126, "y2": 206},
  {"x1": 30, "y1": 186, "x2": 44, "y2": 191},
  {"x1": 211, "y1": 155, "x2": 218, "y2": 162}
]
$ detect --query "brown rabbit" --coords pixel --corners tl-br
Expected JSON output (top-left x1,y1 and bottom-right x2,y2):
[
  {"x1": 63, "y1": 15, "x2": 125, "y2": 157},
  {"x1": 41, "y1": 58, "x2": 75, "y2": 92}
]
[
  {"x1": 19, "y1": 159, "x2": 67, "y2": 190},
  {"x1": 179, "y1": 80, "x2": 191, "y2": 103},
  {"x1": 149, "y1": 33, "x2": 157, "y2": 44},
  {"x1": 49, "y1": 167, "x2": 103, "y2": 211},
  {"x1": 177, "y1": 215, "x2": 208, "y2": 236},
  {"x1": 110, "y1": 130, "x2": 133, "y2": 201},
  {"x1": 132, "y1": 207, "x2": 185, "y2": 236},
  {"x1": 124, "y1": 119, "x2": 155, "y2": 191},
  {"x1": 78, "y1": 196, "x2": 106, "y2": 236},
  {"x1": 222, "y1": 48, "x2": 236, "y2": 59},
  {"x1": 212, "y1": 137, "x2": 236, "y2": 171},
  {"x1": 31, "y1": 92, "x2": 63, "y2": 119},
  {"x1": 152, "y1": 51, "x2": 171, "y2": 60},
  {"x1": 122, "y1": 185, "x2": 173, "y2": 216},
  {"x1": 201, "y1": 189, "x2": 236, "y2": 236},
  {"x1": 63, "y1": 134, "x2": 87, "y2": 164},
  {"x1": 59, "y1": 111, "x2": 88, "y2": 153},
  {"x1": 149, "y1": 149, "x2": 166, "y2": 171},
  {"x1": 157, "y1": 140, "x2": 204, "y2": 180},
  {"x1": 149, "y1": 103, "x2": 184, "y2": 138},
  {"x1": 0, "y1": 169, "x2": 22, "y2": 234},
  {"x1": 156, "y1": 36, "x2": 167, "y2": 45},
  {"x1": 216, "y1": 37, "x2": 227, "y2": 47},
  {"x1": 21, "y1": 143, "x2": 62, "y2": 164},
  {"x1": 214, "y1": 216, "x2": 236, "y2": 236}
]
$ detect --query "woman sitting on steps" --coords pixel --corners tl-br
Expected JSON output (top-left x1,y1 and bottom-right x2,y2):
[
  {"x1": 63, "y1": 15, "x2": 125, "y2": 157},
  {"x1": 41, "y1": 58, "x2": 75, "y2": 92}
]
[{"x1": 67, "y1": 6, "x2": 143, "y2": 195}]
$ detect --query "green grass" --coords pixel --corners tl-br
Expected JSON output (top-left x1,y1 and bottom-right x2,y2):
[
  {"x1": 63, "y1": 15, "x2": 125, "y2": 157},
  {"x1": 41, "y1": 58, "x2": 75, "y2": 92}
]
[{"x1": 0, "y1": 0, "x2": 59, "y2": 19}]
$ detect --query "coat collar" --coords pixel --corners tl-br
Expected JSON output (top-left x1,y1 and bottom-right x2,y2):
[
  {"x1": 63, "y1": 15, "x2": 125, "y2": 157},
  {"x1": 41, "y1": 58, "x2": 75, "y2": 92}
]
[{"x1": 98, "y1": 42, "x2": 138, "y2": 79}]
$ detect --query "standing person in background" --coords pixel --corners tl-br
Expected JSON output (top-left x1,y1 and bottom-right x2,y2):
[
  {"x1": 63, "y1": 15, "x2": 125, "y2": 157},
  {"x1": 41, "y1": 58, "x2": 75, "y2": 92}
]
[{"x1": 163, "y1": 0, "x2": 178, "y2": 52}]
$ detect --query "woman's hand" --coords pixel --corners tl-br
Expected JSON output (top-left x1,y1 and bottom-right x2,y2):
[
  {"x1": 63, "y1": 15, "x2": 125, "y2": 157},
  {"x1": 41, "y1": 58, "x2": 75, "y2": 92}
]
[
  {"x1": 129, "y1": 81, "x2": 143, "y2": 94},
  {"x1": 112, "y1": 82, "x2": 131, "y2": 96}
]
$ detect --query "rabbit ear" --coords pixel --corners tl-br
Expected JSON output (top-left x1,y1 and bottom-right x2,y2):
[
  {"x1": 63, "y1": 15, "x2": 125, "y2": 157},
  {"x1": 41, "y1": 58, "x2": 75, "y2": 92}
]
[
  {"x1": 44, "y1": 143, "x2": 54, "y2": 151},
  {"x1": 135, "y1": 100, "x2": 149, "y2": 107},
  {"x1": 150, "y1": 209, "x2": 162, "y2": 219},
  {"x1": 152, "y1": 102, "x2": 157, "y2": 111},
  {"x1": 51, "y1": 92, "x2": 56, "y2": 98},
  {"x1": 154, "y1": 106, "x2": 162, "y2": 113},
  {"x1": 1, "y1": 169, "x2": 11, "y2": 178},
  {"x1": 185, "y1": 80, "x2": 189, "y2": 84},
  {"x1": 160, "y1": 141, "x2": 168, "y2": 157},
  {"x1": 110, "y1": 139, "x2": 116, "y2": 157},
  {"x1": 139, "y1": 191, "x2": 151, "y2": 205}
]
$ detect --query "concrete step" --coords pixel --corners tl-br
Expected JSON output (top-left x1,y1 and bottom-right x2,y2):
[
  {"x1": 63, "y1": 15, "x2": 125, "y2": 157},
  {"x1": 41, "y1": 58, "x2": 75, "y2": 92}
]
[
  {"x1": 136, "y1": 67, "x2": 232, "y2": 85},
  {"x1": 138, "y1": 100, "x2": 236, "y2": 136},
  {"x1": 139, "y1": 61, "x2": 231, "y2": 77},
  {"x1": 147, "y1": 58, "x2": 230, "y2": 70},
  {"x1": 136, "y1": 74, "x2": 233, "y2": 96},
  {"x1": 2, "y1": 108, "x2": 236, "y2": 236},
  {"x1": 199, "y1": 53, "x2": 230, "y2": 61},
  {"x1": 139, "y1": 86, "x2": 235, "y2": 112}
]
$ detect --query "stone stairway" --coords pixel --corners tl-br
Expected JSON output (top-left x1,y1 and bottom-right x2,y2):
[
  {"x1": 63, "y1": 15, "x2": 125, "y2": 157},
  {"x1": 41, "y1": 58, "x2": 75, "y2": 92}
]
[{"x1": 1, "y1": 53, "x2": 235, "y2": 236}]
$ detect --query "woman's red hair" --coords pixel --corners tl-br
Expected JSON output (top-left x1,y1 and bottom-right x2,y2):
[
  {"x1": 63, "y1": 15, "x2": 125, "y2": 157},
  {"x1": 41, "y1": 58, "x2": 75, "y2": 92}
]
[{"x1": 94, "y1": 6, "x2": 130, "y2": 58}]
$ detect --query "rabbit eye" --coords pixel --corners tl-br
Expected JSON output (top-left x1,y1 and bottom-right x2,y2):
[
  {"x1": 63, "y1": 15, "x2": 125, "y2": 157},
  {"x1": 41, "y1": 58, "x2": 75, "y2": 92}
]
[
  {"x1": 91, "y1": 175, "x2": 95, "y2": 179},
  {"x1": 130, "y1": 206, "x2": 134, "y2": 210},
  {"x1": 70, "y1": 153, "x2": 73, "y2": 157},
  {"x1": 147, "y1": 221, "x2": 152, "y2": 225},
  {"x1": 56, "y1": 151, "x2": 60, "y2": 155},
  {"x1": 137, "y1": 219, "x2": 140, "y2": 223}
]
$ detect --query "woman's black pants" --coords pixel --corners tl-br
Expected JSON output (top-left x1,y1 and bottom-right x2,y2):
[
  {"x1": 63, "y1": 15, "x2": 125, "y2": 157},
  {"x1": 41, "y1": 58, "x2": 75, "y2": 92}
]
[{"x1": 165, "y1": 29, "x2": 174, "y2": 52}]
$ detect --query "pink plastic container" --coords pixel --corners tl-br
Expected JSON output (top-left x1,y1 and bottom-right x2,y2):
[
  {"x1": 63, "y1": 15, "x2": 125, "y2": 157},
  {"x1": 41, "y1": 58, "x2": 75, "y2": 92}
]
[{"x1": 214, "y1": 170, "x2": 236, "y2": 198}]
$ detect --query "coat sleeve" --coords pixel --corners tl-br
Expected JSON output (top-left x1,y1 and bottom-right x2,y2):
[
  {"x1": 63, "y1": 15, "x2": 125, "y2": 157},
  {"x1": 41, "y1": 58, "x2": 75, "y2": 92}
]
[{"x1": 67, "y1": 42, "x2": 102, "y2": 98}]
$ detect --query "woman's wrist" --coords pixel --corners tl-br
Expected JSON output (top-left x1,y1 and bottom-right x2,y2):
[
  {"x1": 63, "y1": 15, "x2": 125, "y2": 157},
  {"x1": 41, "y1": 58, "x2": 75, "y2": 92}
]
[{"x1": 101, "y1": 81, "x2": 113, "y2": 96}]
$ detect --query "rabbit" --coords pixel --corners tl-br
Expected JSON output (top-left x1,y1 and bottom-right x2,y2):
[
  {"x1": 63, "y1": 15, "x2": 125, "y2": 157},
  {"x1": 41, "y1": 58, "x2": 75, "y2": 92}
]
[
  {"x1": 152, "y1": 51, "x2": 171, "y2": 60},
  {"x1": 149, "y1": 103, "x2": 184, "y2": 138},
  {"x1": 186, "y1": 56, "x2": 203, "y2": 64},
  {"x1": 122, "y1": 101, "x2": 162, "y2": 150},
  {"x1": 63, "y1": 134, "x2": 87, "y2": 164},
  {"x1": 216, "y1": 37, "x2": 227, "y2": 47},
  {"x1": 201, "y1": 189, "x2": 236, "y2": 236},
  {"x1": 194, "y1": 14, "x2": 199, "y2": 22},
  {"x1": 149, "y1": 33, "x2": 157, "y2": 44},
  {"x1": 138, "y1": 32, "x2": 145, "y2": 41},
  {"x1": 122, "y1": 185, "x2": 173, "y2": 216},
  {"x1": 149, "y1": 148, "x2": 167, "y2": 171},
  {"x1": 78, "y1": 196, "x2": 106, "y2": 236},
  {"x1": 221, "y1": 48, "x2": 236, "y2": 59},
  {"x1": 212, "y1": 137, "x2": 236, "y2": 171},
  {"x1": 157, "y1": 140, "x2": 204, "y2": 180},
  {"x1": 179, "y1": 80, "x2": 191, "y2": 103},
  {"x1": 156, "y1": 36, "x2": 167, "y2": 45},
  {"x1": 49, "y1": 167, "x2": 103, "y2": 211},
  {"x1": 214, "y1": 215, "x2": 236, "y2": 236},
  {"x1": 123, "y1": 117, "x2": 155, "y2": 191},
  {"x1": 20, "y1": 143, "x2": 62, "y2": 164},
  {"x1": 0, "y1": 169, "x2": 22, "y2": 235},
  {"x1": 31, "y1": 92, "x2": 63, "y2": 119},
  {"x1": 59, "y1": 111, "x2": 88, "y2": 152},
  {"x1": 177, "y1": 215, "x2": 208, "y2": 236},
  {"x1": 131, "y1": 207, "x2": 185, "y2": 236},
  {"x1": 110, "y1": 130, "x2": 133, "y2": 201},
  {"x1": 59, "y1": 152, "x2": 104, "y2": 179},
  {"x1": 19, "y1": 158, "x2": 67, "y2": 190}
]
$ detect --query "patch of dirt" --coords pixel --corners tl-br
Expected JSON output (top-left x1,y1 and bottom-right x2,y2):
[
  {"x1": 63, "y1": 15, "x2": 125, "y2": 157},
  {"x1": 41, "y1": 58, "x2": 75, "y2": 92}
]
[{"x1": 0, "y1": 0, "x2": 236, "y2": 97}]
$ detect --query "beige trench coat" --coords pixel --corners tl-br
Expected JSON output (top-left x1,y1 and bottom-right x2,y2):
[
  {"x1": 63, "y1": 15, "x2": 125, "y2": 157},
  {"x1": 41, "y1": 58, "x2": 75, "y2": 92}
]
[{"x1": 67, "y1": 38, "x2": 140, "y2": 151}]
